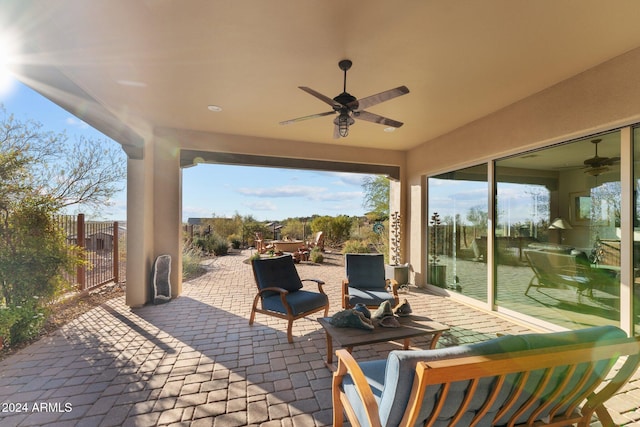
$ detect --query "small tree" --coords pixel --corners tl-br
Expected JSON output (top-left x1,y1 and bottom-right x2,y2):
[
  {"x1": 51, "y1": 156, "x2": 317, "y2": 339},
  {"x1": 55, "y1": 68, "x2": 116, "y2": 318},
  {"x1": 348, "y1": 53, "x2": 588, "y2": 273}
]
[
  {"x1": 0, "y1": 106, "x2": 125, "y2": 345},
  {"x1": 362, "y1": 175, "x2": 390, "y2": 218},
  {"x1": 281, "y1": 218, "x2": 304, "y2": 240},
  {"x1": 310, "y1": 215, "x2": 352, "y2": 246}
]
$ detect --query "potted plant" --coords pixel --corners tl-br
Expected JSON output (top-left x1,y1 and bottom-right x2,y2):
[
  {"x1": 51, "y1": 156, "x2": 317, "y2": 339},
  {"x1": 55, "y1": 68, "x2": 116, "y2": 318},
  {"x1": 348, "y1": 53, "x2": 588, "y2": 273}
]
[
  {"x1": 385, "y1": 212, "x2": 409, "y2": 286},
  {"x1": 429, "y1": 212, "x2": 447, "y2": 287}
]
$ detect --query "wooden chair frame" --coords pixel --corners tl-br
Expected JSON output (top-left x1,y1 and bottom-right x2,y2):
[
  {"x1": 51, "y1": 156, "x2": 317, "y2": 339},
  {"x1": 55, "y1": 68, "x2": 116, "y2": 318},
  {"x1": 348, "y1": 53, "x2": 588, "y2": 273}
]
[{"x1": 249, "y1": 258, "x2": 329, "y2": 343}]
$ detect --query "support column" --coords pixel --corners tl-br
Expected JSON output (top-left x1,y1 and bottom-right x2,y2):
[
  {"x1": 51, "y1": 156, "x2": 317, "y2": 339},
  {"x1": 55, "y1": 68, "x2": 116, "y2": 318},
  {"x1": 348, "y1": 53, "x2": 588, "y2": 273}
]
[
  {"x1": 408, "y1": 175, "x2": 426, "y2": 287},
  {"x1": 153, "y1": 135, "x2": 182, "y2": 299},
  {"x1": 126, "y1": 142, "x2": 155, "y2": 307},
  {"x1": 125, "y1": 134, "x2": 183, "y2": 307}
]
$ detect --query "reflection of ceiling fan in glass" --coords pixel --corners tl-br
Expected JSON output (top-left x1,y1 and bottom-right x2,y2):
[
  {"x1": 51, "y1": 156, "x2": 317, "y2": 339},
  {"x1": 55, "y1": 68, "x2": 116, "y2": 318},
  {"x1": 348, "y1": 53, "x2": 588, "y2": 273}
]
[{"x1": 583, "y1": 138, "x2": 620, "y2": 176}]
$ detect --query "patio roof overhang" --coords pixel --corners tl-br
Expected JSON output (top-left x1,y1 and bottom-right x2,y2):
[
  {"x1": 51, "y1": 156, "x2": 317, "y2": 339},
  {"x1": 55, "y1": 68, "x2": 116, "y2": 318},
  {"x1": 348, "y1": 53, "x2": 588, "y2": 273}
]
[{"x1": 5, "y1": 1, "x2": 640, "y2": 157}]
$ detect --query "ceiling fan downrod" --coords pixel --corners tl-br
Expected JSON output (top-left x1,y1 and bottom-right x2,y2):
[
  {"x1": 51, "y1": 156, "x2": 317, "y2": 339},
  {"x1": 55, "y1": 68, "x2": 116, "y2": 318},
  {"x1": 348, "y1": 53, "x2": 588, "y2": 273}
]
[{"x1": 338, "y1": 59, "x2": 352, "y2": 93}]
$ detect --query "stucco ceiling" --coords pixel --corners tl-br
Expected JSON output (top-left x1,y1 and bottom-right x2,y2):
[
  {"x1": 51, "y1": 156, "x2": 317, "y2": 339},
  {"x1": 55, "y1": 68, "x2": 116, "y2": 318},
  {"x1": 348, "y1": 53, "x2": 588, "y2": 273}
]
[{"x1": 4, "y1": 1, "x2": 640, "y2": 154}]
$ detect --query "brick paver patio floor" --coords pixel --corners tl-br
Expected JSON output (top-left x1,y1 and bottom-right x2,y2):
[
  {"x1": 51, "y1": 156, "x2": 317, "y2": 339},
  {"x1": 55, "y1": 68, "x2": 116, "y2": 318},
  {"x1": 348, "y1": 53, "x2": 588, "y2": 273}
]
[{"x1": 0, "y1": 250, "x2": 639, "y2": 426}]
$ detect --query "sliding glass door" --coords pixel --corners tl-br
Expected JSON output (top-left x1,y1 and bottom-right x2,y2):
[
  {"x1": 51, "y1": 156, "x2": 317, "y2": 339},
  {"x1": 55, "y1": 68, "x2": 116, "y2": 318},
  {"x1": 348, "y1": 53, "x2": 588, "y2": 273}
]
[{"x1": 427, "y1": 165, "x2": 488, "y2": 302}]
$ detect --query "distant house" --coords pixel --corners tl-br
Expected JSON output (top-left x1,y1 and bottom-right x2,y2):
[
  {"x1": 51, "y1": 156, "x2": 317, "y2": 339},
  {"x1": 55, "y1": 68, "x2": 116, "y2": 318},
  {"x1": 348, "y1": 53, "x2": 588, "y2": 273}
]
[{"x1": 67, "y1": 224, "x2": 127, "y2": 252}]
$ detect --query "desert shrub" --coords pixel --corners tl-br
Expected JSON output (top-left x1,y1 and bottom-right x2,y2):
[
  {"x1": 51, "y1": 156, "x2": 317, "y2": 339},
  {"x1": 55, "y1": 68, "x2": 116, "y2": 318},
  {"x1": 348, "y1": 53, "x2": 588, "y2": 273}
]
[
  {"x1": 0, "y1": 306, "x2": 19, "y2": 343},
  {"x1": 228, "y1": 234, "x2": 242, "y2": 249},
  {"x1": 310, "y1": 215, "x2": 353, "y2": 246},
  {"x1": 212, "y1": 239, "x2": 229, "y2": 256},
  {"x1": 342, "y1": 240, "x2": 371, "y2": 254},
  {"x1": 182, "y1": 246, "x2": 206, "y2": 280},
  {"x1": 8, "y1": 300, "x2": 46, "y2": 345},
  {"x1": 194, "y1": 236, "x2": 212, "y2": 253},
  {"x1": 195, "y1": 232, "x2": 228, "y2": 256},
  {"x1": 309, "y1": 247, "x2": 324, "y2": 263}
]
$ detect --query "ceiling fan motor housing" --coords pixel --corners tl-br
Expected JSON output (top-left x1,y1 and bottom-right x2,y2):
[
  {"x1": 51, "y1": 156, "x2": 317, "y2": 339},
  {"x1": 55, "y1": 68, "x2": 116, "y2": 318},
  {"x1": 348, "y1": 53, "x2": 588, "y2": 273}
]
[
  {"x1": 333, "y1": 92, "x2": 358, "y2": 110},
  {"x1": 279, "y1": 58, "x2": 408, "y2": 137}
]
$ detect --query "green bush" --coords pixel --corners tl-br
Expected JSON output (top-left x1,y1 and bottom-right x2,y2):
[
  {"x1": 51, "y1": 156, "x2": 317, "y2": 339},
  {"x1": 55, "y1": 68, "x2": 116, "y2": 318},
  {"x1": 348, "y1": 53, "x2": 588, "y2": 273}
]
[
  {"x1": 194, "y1": 232, "x2": 229, "y2": 256},
  {"x1": 212, "y1": 240, "x2": 229, "y2": 256},
  {"x1": 0, "y1": 306, "x2": 19, "y2": 342},
  {"x1": 228, "y1": 234, "x2": 242, "y2": 249},
  {"x1": 342, "y1": 240, "x2": 371, "y2": 254},
  {"x1": 8, "y1": 301, "x2": 46, "y2": 345},
  {"x1": 309, "y1": 247, "x2": 324, "y2": 263}
]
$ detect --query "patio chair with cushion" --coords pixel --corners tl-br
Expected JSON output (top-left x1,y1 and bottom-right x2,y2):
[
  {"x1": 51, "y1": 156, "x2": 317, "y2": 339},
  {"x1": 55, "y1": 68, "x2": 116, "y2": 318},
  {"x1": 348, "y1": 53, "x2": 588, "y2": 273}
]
[
  {"x1": 342, "y1": 253, "x2": 400, "y2": 309},
  {"x1": 249, "y1": 255, "x2": 329, "y2": 343}
]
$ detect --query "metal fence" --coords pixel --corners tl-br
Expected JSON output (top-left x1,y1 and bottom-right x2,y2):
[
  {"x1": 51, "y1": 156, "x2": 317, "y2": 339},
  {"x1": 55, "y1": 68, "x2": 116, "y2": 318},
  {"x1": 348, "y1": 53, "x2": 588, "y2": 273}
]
[{"x1": 56, "y1": 214, "x2": 126, "y2": 291}]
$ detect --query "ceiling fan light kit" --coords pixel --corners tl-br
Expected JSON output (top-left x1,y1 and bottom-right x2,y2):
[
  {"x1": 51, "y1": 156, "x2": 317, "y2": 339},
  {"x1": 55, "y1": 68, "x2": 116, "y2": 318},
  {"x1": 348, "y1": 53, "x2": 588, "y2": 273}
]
[{"x1": 280, "y1": 59, "x2": 409, "y2": 138}]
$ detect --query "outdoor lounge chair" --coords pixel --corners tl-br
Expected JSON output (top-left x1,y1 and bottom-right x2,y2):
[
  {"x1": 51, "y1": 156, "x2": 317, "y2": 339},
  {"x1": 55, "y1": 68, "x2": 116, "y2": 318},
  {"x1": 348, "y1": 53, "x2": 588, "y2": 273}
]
[
  {"x1": 249, "y1": 254, "x2": 329, "y2": 343},
  {"x1": 342, "y1": 253, "x2": 400, "y2": 309},
  {"x1": 524, "y1": 249, "x2": 618, "y2": 299},
  {"x1": 307, "y1": 231, "x2": 325, "y2": 251}
]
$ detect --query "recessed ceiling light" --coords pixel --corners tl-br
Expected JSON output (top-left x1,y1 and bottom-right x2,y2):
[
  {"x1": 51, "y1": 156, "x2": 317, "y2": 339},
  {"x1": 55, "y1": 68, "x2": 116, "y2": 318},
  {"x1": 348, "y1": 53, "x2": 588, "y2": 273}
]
[
  {"x1": 383, "y1": 127, "x2": 396, "y2": 133},
  {"x1": 207, "y1": 105, "x2": 222, "y2": 112}
]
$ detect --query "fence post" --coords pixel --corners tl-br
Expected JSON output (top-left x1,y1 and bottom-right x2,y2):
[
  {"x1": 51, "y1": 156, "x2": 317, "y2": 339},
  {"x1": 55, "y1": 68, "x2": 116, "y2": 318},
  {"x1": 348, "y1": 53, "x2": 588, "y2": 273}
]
[
  {"x1": 76, "y1": 213, "x2": 86, "y2": 290},
  {"x1": 113, "y1": 221, "x2": 119, "y2": 283}
]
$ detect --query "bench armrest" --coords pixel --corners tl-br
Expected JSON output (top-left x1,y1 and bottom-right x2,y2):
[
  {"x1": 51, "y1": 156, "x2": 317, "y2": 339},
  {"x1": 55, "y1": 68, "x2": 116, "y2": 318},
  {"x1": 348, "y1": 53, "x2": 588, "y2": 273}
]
[
  {"x1": 582, "y1": 339, "x2": 640, "y2": 424},
  {"x1": 332, "y1": 349, "x2": 383, "y2": 427}
]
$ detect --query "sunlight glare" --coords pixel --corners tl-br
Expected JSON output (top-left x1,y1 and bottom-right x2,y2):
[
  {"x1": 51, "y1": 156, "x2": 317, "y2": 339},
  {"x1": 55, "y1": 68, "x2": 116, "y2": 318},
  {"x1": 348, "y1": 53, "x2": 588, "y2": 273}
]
[{"x1": 0, "y1": 32, "x2": 19, "y2": 97}]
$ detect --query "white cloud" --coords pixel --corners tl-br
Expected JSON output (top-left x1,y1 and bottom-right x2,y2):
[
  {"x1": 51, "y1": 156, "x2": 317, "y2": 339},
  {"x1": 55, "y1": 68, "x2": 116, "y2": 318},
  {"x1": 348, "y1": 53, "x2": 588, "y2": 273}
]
[
  {"x1": 237, "y1": 185, "x2": 327, "y2": 198},
  {"x1": 310, "y1": 191, "x2": 363, "y2": 202},
  {"x1": 244, "y1": 200, "x2": 277, "y2": 211}
]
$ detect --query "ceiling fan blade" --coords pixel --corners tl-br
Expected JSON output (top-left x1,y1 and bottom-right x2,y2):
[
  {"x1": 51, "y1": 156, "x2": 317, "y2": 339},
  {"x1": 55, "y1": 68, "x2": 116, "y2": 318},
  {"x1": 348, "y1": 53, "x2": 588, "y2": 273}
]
[
  {"x1": 279, "y1": 110, "x2": 335, "y2": 125},
  {"x1": 298, "y1": 87, "x2": 340, "y2": 108},
  {"x1": 355, "y1": 110, "x2": 404, "y2": 128},
  {"x1": 603, "y1": 156, "x2": 621, "y2": 165},
  {"x1": 349, "y1": 85, "x2": 409, "y2": 110},
  {"x1": 583, "y1": 156, "x2": 620, "y2": 167}
]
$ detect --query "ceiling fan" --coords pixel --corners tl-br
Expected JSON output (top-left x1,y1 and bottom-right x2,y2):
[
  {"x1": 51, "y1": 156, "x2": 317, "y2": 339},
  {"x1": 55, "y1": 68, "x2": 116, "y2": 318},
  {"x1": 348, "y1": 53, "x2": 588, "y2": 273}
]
[
  {"x1": 279, "y1": 59, "x2": 409, "y2": 138},
  {"x1": 583, "y1": 138, "x2": 620, "y2": 176}
]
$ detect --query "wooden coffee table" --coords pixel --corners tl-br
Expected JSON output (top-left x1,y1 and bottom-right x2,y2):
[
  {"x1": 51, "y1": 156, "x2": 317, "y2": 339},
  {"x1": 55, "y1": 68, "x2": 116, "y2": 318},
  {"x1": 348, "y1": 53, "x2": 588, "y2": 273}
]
[{"x1": 317, "y1": 315, "x2": 449, "y2": 369}]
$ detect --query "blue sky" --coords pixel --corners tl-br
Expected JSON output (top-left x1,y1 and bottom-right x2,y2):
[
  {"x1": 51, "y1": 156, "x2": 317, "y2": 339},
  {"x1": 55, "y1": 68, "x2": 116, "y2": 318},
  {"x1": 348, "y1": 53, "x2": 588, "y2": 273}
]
[{"x1": 0, "y1": 77, "x2": 373, "y2": 222}]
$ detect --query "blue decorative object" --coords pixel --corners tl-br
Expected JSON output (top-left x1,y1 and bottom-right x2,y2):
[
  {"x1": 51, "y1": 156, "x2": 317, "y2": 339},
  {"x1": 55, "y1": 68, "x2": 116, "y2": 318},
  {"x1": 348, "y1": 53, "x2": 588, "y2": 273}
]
[
  {"x1": 373, "y1": 222, "x2": 385, "y2": 234},
  {"x1": 353, "y1": 303, "x2": 371, "y2": 319}
]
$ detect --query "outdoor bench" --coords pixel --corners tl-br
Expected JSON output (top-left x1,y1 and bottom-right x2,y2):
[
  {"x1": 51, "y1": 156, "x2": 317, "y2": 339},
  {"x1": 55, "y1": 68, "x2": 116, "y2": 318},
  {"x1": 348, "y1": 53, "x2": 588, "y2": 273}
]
[{"x1": 332, "y1": 325, "x2": 640, "y2": 427}]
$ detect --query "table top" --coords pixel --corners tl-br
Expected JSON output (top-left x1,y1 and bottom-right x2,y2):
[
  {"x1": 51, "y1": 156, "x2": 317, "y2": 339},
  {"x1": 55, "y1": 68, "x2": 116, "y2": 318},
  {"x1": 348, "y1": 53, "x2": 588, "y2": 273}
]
[{"x1": 317, "y1": 315, "x2": 449, "y2": 348}]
